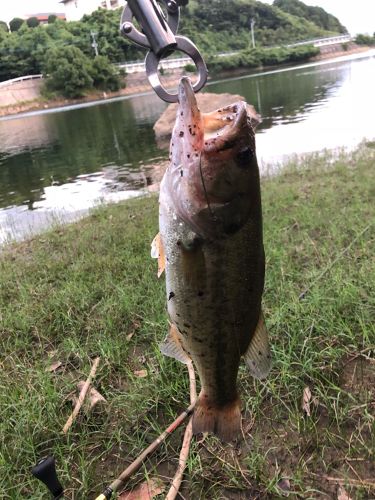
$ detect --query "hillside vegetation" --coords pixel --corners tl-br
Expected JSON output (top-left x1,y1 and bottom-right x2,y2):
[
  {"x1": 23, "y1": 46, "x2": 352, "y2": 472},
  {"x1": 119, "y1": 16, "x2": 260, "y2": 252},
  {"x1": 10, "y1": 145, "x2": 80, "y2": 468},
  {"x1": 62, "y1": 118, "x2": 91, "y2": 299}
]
[
  {"x1": 0, "y1": 0, "x2": 345, "y2": 83},
  {"x1": 274, "y1": 0, "x2": 346, "y2": 34},
  {"x1": 180, "y1": 0, "x2": 345, "y2": 52}
]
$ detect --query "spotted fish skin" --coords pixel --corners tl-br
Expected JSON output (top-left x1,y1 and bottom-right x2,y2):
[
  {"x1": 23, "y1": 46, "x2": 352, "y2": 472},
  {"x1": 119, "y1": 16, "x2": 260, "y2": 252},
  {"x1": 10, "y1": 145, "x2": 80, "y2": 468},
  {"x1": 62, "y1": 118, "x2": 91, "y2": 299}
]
[{"x1": 157, "y1": 78, "x2": 270, "y2": 442}]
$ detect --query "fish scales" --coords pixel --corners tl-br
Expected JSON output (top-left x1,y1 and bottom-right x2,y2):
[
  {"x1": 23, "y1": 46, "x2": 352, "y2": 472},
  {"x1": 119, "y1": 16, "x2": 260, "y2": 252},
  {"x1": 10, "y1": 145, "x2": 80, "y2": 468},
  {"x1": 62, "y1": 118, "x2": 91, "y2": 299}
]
[{"x1": 154, "y1": 77, "x2": 271, "y2": 441}]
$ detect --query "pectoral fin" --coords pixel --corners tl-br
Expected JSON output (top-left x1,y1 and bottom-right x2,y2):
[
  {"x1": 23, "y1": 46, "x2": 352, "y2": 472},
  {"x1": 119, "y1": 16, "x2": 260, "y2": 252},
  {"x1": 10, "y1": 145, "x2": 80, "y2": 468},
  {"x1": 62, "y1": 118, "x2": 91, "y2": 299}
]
[
  {"x1": 151, "y1": 233, "x2": 165, "y2": 278},
  {"x1": 177, "y1": 232, "x2": 206, "y2": 287},
  {"x1": 244, "y1": 311, "x2": 271, "y2": 380},
  {"x1": 160, "y1": 323, "x2": 191, "y2": 364},
  {"x1": 181, "y1": 245, "x2": 206, "y2": 287}
]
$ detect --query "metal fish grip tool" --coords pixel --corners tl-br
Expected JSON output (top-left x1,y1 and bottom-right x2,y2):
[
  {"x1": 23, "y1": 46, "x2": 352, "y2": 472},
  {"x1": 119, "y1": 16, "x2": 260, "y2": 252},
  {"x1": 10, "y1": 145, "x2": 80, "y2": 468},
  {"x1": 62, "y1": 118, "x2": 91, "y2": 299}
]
[{"x1": 120, "y1": 0, "x2": 207, "y2": 102}]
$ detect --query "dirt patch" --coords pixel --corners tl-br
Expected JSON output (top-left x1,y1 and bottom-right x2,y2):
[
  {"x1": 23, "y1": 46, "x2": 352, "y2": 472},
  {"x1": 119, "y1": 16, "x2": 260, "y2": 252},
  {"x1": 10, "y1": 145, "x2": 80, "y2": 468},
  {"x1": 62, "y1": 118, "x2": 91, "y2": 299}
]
[
  {"x1": 340, "y1": 354, "x2": 375, "y2": 402},
  {"x1": 235, "y1": 398, "x2": 375, "y2": 498}
]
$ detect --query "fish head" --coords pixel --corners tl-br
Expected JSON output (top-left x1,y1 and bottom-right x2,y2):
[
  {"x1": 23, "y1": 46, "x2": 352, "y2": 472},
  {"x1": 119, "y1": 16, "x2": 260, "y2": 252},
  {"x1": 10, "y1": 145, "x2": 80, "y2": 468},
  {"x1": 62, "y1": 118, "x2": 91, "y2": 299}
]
[{"x1": 164, "y1": 77, "x2": 260, "y2": 239}]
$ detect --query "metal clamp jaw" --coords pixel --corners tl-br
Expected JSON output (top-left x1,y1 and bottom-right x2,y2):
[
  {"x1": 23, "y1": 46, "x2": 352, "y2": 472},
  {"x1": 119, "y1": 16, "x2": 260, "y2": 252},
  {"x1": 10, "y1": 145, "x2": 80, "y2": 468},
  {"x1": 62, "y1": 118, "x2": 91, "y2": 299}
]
[{"x1": 120, "y1": 0, "x2": 207, "y2": 102}]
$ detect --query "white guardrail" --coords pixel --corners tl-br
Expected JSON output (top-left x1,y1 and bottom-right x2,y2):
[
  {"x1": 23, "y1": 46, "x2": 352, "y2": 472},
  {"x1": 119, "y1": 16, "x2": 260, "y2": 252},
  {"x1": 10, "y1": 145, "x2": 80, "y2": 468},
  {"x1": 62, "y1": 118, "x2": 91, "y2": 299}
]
[
  {"x1": 287, "y1": 34, "x2": 351, "y2": 48},
  {"x1": 0, "y1": 74, "x2": 43, "y2": 88}
]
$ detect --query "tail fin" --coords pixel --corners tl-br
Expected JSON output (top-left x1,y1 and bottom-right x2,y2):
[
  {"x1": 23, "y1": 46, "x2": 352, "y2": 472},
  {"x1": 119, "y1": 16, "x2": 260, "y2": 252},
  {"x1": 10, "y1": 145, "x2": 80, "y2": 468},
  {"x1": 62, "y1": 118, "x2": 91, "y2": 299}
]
[{"x1": 192, "y1": 393, "x2": 242, "y2": 442}]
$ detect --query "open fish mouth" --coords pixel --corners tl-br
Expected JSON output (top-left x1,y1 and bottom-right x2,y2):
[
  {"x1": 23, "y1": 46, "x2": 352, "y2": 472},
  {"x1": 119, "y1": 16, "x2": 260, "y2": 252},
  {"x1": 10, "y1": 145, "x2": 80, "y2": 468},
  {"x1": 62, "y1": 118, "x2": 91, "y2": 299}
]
[
  {"x1": 167, "y1": 77, "x2": 259, "y2": 239},
  {"x1": 177, "y1": 77, "x2": 250, "y2": 155}
]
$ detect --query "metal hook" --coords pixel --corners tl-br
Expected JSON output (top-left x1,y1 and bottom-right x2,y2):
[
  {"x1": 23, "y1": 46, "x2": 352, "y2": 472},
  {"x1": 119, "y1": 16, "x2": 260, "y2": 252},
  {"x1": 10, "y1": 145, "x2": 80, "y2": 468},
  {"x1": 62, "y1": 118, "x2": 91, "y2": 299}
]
[
  {"x1": 120, "y1": 0, "x2": 208, "y2": 102},
  {"x1": 145, "y1": 36, "x2": 207, "y2": 103}
]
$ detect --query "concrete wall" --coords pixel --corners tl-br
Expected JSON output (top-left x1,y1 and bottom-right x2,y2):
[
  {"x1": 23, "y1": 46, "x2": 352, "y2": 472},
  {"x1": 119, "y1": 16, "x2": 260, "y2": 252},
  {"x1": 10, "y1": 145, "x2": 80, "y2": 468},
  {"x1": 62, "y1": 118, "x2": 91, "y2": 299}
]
[{"x1": 0, "y1": 79, "x2": 43, "y2": 107}]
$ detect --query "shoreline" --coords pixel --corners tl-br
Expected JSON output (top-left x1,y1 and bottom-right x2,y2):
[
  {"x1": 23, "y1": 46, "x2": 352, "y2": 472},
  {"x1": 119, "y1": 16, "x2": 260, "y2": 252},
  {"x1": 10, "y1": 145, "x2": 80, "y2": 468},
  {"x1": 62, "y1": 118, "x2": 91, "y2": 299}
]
[
  {"x1": 0, "y1": 46, "x2": 372, "y2": 120},
  {"x1": 1, "y1": 142, "x2": 373, "y2": 247}
]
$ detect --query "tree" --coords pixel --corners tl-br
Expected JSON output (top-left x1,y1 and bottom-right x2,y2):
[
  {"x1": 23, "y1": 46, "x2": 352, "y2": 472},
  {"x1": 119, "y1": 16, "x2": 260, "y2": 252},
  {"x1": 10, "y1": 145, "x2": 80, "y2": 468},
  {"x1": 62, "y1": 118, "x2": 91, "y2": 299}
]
[
  {"x1": 355, "y1": 34, "x2": 375, "y2": 46},
  {"x1": 9, "y1": 17, "x2": 24, "y2": 32},
  {"x1": 90, "y1": 55, "x2": 122, "y2": 91},
  {"x1": 48, "y1": 15, "x2": 57, "y2": 24},
  {"x1": 0, "y1": 20, "x2": 9, "y2": 32},
  {"x1": 44, "y1": 46, "x2": 93, "y2": 98},
  {"x1": 274, "y1": 0, "x2": 347, "y2": 33},
  {"x1": 26, "y1": 17, "x2": 40, "y2": 28}
]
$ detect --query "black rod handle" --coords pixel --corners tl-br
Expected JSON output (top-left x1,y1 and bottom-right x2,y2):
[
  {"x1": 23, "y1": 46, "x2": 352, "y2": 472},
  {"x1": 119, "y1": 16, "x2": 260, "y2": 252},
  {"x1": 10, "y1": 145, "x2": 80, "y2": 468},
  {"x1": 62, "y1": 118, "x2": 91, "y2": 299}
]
[{"x1": 31, "y1": 456, "x2": 64, "y2": 499}]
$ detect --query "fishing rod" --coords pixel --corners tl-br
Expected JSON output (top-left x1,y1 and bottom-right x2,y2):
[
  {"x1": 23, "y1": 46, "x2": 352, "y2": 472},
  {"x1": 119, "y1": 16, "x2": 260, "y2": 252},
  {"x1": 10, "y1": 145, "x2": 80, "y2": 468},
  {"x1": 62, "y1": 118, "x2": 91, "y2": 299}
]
[
  {"x1": 32, "y1": 404, "x2": 194, "y2": 499},
  {"x1": 94, "y1": 403, "x2": 195, "y2": 500}
]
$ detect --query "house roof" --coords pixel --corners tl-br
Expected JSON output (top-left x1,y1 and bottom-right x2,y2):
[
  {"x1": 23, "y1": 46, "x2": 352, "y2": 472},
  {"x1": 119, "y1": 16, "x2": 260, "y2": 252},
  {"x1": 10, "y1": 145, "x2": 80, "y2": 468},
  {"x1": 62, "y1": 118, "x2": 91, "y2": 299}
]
[
  {"x1": 25, "y1": 12, "x2": 66, "y2": 20},
  {"x1": 26, "y1": 12, "x2": 66, "y2": 16}
]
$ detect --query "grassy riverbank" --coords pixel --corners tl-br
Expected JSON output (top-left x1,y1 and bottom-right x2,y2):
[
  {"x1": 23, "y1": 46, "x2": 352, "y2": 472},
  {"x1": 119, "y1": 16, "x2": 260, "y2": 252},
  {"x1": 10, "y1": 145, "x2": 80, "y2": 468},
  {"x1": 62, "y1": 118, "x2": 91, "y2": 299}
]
[{"x1": 1, "y1": 144, "x2": 374, "y2": 498}]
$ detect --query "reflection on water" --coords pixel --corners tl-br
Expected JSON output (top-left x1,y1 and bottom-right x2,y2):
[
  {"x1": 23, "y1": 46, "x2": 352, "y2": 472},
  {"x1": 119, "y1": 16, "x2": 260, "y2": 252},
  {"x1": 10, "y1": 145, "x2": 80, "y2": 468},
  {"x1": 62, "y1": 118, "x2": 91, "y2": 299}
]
[
  {"x1": 207, "y1": 53, "x2": 375, "y2": 163},
  {"x1": 0, "y1": 51, "x2": 374, "y2": 242}
]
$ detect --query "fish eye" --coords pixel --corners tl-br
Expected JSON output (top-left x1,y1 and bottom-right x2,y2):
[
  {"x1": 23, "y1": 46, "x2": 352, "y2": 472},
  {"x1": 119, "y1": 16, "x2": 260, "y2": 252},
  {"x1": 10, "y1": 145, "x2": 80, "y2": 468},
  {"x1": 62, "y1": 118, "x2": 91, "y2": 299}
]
[{"x1": 236, "y1": 147, "x2": 254, "y2": 168}]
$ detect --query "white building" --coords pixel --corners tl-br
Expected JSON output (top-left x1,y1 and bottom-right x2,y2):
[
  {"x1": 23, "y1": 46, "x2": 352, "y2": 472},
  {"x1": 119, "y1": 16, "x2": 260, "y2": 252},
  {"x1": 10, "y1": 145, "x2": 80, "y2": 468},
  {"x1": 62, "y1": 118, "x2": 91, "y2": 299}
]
[{"x1": 60, "y1": 0, "x2": 125, "y2": 22}]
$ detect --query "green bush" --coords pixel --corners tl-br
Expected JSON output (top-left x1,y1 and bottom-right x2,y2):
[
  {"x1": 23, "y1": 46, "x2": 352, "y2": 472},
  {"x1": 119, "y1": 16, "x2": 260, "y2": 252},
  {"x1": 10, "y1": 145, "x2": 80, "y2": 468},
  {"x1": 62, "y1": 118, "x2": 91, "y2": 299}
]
[
  {"x1": 207, "y1": 44, "x2": 319, "y2": 73},
  {"x1": 43, "y1": 48, "x2": 123, "y2": 97},
  {"x1": 0, "y1": 21, "x2": 9, "y2": 33},
  {"x1": 48, "y1": 15, "x2": 57, "y2": 24},
  {"x1": 184, "y1": 63, "x2": 196, "y2": 73},
  {"x1": 9, "y1": 17, "x2": 24, "y2": 32},
  {"x1": 91, "y1": 55, "x2": 122, "y2": 91},
  {"x1": 43, "y1": 46, "x2": 93, "y2": 98},
  {"x1": 288, "y1": 44, "x2": 319, "y2": 61},
  {"x1": 355, "y1": 33, "x2": 375, "y2": 46},
  {"x1": 26, "y1": 17, "x2": 40, "y2": 28},
  {"x1": 259, "y1": 46, "x2": 289, "y2": 65}
]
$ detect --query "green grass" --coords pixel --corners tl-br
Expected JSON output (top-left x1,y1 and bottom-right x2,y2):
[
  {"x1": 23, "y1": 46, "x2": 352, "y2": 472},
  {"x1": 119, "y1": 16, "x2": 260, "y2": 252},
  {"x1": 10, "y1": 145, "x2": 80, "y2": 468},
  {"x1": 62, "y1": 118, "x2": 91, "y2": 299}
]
[{"x1": 0, "y1": 144, "x2": 374, "y2": 499}]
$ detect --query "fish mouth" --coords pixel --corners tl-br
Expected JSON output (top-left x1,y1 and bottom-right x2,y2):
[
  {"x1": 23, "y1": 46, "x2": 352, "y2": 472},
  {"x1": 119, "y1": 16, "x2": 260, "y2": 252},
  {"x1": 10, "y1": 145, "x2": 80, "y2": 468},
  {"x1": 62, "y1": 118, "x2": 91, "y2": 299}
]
[
  {"x1": 203, "y1": 102, "x2": 249, "y2": 155},
  {"x1": 168, "y1": 78, "x2": 257, "y2": 239},
  {"x1": 177, "y1": 78, "x2": 250, "y2": 156}
]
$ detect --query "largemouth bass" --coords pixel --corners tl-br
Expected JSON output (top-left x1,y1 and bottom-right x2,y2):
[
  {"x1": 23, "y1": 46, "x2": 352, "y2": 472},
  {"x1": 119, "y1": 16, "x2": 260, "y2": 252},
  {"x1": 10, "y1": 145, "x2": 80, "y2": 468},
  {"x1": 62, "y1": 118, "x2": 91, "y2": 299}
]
[{"x1": 152, "y1": 78, "x2": 271, "y2": 442}]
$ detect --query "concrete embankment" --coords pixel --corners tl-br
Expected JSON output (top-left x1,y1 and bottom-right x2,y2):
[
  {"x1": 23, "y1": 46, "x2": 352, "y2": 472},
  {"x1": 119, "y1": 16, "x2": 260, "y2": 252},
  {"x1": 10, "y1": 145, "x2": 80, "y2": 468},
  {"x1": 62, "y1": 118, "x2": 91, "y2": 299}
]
[{"x1": 0, "y1": 79, "x2": 44, "y2": 107}]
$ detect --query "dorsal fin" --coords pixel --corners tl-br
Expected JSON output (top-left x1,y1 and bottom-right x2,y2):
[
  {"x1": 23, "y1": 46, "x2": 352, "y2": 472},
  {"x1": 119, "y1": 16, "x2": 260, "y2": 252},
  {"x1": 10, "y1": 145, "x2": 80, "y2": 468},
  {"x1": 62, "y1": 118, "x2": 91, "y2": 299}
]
[{"x1": 244, "y1": 311, "x2": 271, "y2": 380}]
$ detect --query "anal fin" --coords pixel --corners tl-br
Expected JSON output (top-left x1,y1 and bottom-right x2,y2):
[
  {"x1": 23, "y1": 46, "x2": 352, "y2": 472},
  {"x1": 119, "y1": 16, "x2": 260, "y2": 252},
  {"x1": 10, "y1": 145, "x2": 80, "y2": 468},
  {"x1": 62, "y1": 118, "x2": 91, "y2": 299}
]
[
  {"x1": 244, "y1": 310, "x2": 271, "y2": 380},
  {"x1": 160, "y1": 323, "x2": 190, "y2": 364},
  {"x1": 151, "y1": 233, "x2": 165, "y2": 278}
]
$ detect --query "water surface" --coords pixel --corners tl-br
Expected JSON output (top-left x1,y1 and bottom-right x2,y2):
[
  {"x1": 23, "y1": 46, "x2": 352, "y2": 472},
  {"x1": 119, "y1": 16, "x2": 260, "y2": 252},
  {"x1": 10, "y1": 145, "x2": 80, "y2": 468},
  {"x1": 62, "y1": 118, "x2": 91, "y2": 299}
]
[{"x1": 0, "y1": 51, "x2": 374, "y2": 242}]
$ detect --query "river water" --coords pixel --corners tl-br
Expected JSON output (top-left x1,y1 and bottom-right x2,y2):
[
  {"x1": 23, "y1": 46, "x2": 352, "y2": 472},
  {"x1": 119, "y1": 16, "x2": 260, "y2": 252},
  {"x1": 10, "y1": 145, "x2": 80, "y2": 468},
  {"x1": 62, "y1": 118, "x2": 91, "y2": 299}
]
[{"x1": 0, "y1": 51, "x2": 374, "y2": 243}]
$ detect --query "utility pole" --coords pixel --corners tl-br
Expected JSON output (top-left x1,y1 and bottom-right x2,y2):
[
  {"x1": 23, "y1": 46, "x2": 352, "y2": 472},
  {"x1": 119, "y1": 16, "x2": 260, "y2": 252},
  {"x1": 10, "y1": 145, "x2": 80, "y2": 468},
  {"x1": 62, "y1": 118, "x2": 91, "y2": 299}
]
[
  {"x1": 250, "y1": 18, "x2": 255, "y2": 49},
  {"x1": 91, "y1": 31, "x2": 99, "y2": 57}
]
